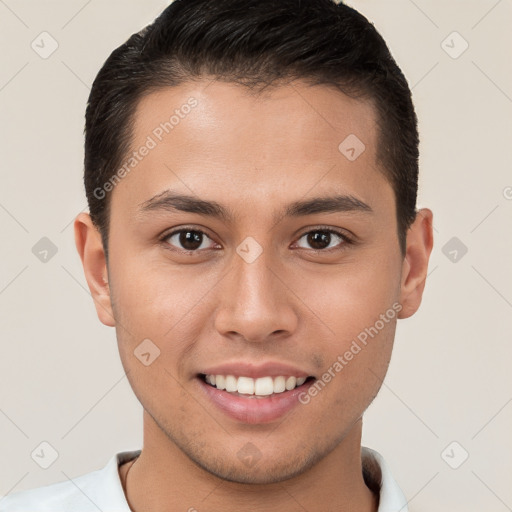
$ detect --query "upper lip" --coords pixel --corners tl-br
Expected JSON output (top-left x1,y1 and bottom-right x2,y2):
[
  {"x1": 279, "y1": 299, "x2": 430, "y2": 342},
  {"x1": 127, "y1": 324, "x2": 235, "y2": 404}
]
[{"x1": 200, "y1": 361, "x2": 314, "y2": 379}]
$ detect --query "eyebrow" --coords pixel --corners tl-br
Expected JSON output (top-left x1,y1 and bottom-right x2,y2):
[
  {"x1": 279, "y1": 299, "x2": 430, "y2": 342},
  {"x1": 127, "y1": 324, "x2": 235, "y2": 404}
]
[{"x1": 137, "y1": 190, "x2": 373, "y2": 223}]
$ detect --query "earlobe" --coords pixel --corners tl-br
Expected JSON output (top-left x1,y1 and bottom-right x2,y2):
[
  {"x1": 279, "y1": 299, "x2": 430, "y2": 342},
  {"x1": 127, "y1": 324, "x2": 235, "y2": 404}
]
[
  {"x1": 74, "y1": 212, "x2": 116, "y2": 327},
  {"x1": 398, "y1": 208, "x2": 434, "y2": 319}
]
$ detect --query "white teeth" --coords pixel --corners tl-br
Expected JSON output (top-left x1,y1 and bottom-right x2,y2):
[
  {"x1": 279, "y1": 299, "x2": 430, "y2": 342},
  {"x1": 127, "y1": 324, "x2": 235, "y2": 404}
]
[
  {"x1": 204, "y1": 374, "x2": 309, "y2": 395},
  {"x1": 254, "y1": 377, "x2": 274, "y2": 396},
  {"x1": 215, "y1": 375, "x2": 226, "y2": 390},
  {"x1": 273, "y1": 376, "x2": 286, "y2": 393},
  {"x1": 285, "y1": 376, "x2": 297, "y2": 390},
  {"x1": 237, "y1": 376, "x2": 255, "y2": 395},
  {"x1": 225, "y1": 375, "x2": 238, "y2": 392}
]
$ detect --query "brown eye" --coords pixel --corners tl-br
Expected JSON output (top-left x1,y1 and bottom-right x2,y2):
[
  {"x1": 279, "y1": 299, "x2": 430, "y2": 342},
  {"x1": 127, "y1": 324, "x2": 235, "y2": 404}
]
[
  {"x1": 164, "y1": 229, "x2": 215, "y2": 252},
  {"x1": 295, "y1": 229, "x2": 351, "y2": 251}
]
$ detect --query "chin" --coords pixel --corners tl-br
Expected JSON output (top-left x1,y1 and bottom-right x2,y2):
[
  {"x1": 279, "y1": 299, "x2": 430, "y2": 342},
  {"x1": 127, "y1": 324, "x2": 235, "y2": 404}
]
[{"x1": 186, "y1": 444, "x2": 322, "y2": 485}]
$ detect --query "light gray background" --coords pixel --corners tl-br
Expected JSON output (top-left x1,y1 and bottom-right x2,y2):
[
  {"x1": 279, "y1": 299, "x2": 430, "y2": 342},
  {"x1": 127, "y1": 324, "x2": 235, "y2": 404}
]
[{"x1": 1, "y1": 1, "x2": 511, "y2": 510}]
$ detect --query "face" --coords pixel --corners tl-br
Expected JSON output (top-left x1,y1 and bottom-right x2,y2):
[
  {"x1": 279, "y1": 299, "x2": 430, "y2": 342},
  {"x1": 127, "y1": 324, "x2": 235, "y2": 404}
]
[{"x1": 76, "y1": 79, "x2": 431, "y2": 484}]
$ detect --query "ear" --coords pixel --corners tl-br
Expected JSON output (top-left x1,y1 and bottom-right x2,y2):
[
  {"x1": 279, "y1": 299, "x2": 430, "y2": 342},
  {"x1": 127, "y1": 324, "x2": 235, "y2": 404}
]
[
  {"x1": 74, "y1": 212, "x2": 115, "y2": 327},
  {"x1": 398, "y1": 208, "x2": 434, "y2": 319}
]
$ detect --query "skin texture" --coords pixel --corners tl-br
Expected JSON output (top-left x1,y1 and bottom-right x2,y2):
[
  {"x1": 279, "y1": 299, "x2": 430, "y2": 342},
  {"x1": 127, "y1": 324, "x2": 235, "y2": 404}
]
[{"x1": 75, "y1": 79, "x2": 434, "y2": 512}]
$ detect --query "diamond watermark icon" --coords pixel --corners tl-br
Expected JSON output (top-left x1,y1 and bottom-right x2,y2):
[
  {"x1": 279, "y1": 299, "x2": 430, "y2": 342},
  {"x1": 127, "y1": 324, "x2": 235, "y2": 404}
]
[
  {"x1": 31, "y1": 441, "x2": 59, "y2": 469},
  {"x1": 441, "y1": 441, "x2": 469, "y2": 469},
  {"x1": 31, "y1": 31, "x2": 59, "y2": 59},
  {"x1": 134, "y1": 338, "x2": 161, "y2": 366},
  {"x1": 441, "y1": 31, "x2": 469, "y2": 59},
  {"x1": 236, "y1": 236, "x2": 263, "y2": 264},
  {"x1": 338, "y1": 134, "x2": 366, "y2": 161},
  {"x1": 442, "y1": 236, "x2": 468, "y2": 263},
  {"x1": 237, "y1": 442, "x2": 262, "y2": 468},
  {"x1": 32, "y1": 237, "x2": 58, "y2": 263}
]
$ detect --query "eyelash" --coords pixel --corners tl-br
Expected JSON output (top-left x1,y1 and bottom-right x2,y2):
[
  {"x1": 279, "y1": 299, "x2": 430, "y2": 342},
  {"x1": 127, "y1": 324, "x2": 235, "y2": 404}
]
[{"x1": 159, "y1": 225, "x2": 354, "y2": 254}]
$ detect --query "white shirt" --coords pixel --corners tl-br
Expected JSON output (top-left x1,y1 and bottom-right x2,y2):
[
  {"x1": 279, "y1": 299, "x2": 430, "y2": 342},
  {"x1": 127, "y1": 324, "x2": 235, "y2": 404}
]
[{"x1": 0, "y1": 446, "x2": 408, "y2": 511}]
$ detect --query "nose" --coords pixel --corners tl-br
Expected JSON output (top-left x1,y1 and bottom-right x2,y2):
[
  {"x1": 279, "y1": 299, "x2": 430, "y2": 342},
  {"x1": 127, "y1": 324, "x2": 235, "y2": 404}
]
[{"x1": 213, "y1": 244, "x2": 299, "y2": 344}]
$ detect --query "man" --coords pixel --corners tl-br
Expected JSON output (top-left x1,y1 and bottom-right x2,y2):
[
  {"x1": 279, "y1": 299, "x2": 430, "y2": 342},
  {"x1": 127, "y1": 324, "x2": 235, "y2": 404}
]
[{"x1": 1, "y1": 0, "x2": 433, "y2": 510}]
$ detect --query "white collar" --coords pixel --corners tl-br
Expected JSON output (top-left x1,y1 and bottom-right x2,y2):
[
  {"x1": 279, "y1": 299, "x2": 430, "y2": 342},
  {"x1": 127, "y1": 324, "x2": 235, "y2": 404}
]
[
  {"x1": 0, "y1": 446, "x2": 408, "y2": 511},
  {"x1": 361, "y1": 446, "x2": 408, "y2": 511}
]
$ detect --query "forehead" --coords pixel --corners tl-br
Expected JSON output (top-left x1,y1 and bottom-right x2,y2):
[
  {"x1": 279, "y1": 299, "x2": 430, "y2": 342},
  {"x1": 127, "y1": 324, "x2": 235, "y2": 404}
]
[
  {"x1": 111, "y1": 79, "x2": 392, "y2": 221},
  {"x1": 133, "y1": 78, "x2": 378, "y2": 162}
]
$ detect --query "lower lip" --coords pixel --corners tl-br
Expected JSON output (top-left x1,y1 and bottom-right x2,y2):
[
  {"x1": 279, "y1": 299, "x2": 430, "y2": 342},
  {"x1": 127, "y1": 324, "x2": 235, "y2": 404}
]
[{"x1": 198, "y1": 377, "x2": 313, "y2": 424}]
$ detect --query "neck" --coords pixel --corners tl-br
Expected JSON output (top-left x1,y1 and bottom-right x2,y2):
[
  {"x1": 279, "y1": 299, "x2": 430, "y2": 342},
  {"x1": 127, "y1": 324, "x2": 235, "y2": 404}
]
[{"x1": 123, "y1": 412, "x2": 378, "y2": 512}]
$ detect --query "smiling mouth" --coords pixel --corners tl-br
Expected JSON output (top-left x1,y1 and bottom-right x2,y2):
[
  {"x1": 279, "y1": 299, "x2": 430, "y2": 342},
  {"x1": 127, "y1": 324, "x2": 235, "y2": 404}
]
[{"x1": 198, "y1": 373, "x2": 315, "y2": 398}]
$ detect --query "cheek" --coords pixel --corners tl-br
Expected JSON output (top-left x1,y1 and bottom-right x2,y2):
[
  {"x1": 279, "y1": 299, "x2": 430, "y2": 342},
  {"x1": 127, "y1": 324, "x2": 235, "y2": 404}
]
[
  {"x1": 301, "y1": 308, "x2": 396, "y2": 427},
  {"x1": 293, "y1": 254, "x2": 401, "y2": 338},
  {"x1": 109, "y1": 253, "x2": 195, "y2": 330},
  {"x1": 291, "y1": 256, "x2": 400, "y2": 395},
  {"x1": 108, "y1": 257, "x2": 216, "y2": 376}
]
